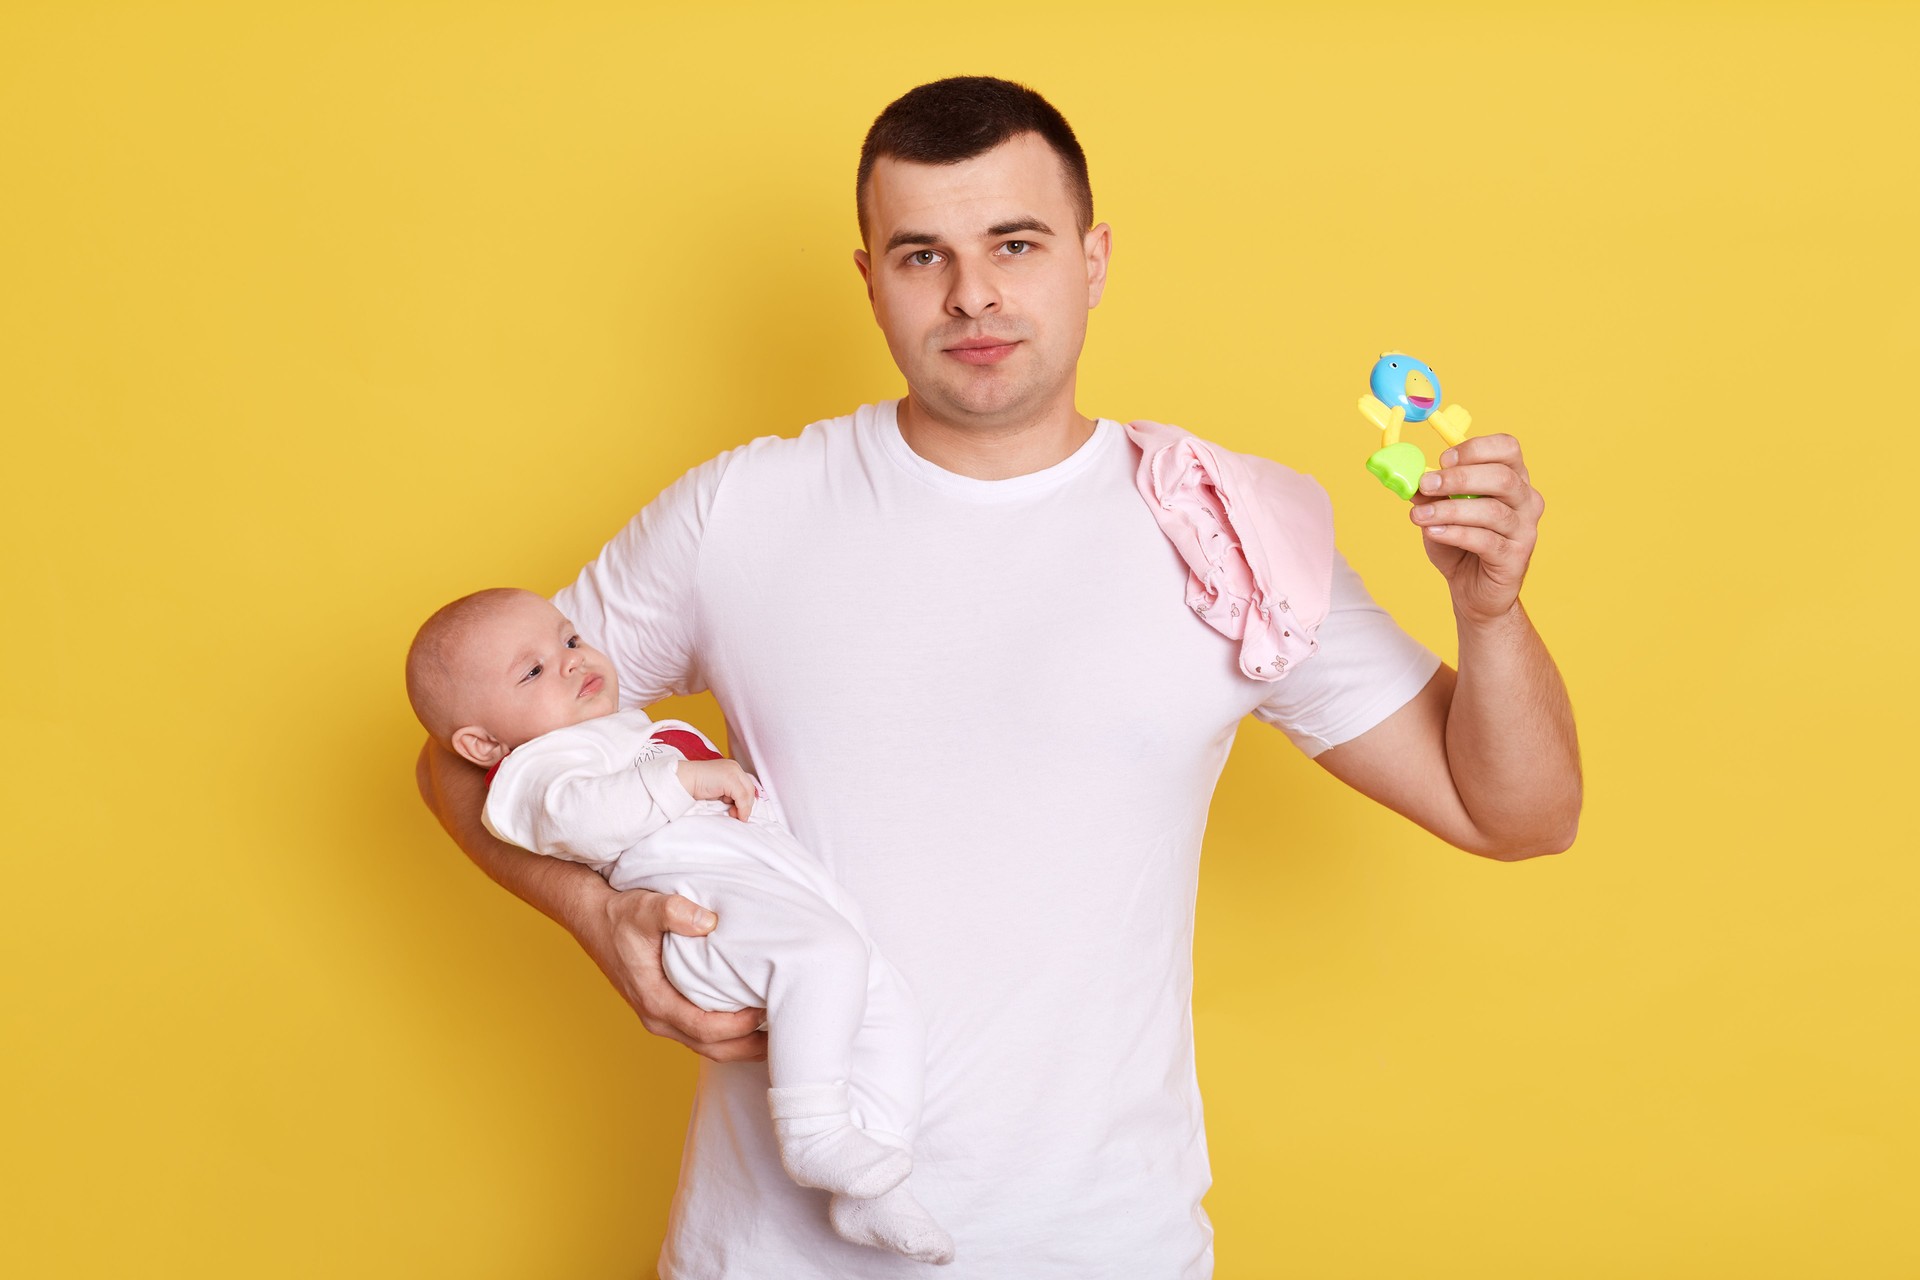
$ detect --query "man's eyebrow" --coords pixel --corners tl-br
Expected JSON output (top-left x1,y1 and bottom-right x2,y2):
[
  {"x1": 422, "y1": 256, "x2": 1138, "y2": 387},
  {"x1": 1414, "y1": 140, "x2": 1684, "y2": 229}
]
[
  {"x1": 987, "y1": 217, "x2": 1054, "y2": 238},
  {"x1": 884, "y1": 229, "x2": 941, "y2": 253}
]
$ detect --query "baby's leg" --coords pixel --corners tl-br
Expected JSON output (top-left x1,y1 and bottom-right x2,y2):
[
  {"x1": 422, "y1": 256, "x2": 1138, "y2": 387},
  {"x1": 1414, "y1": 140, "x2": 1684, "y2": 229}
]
[
  {"x1": 843, "y1": 951, "x2": 928, "y2": 1147},
  {"x1": 829, "y1": 952, "x2": 953, "y2": 1263},
  {"x1": 660, "y1": 874, "x2": 869, "y2": 1086},
  {"x1": 657, "y1": 875, "x2": 910, "y2": 1200}
]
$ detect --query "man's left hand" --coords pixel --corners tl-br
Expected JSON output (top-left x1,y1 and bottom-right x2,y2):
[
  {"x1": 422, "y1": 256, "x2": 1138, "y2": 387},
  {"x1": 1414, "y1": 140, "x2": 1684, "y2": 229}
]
[{"x1": 1409, "y1": 433, "x2": 1546, "y2": 626}]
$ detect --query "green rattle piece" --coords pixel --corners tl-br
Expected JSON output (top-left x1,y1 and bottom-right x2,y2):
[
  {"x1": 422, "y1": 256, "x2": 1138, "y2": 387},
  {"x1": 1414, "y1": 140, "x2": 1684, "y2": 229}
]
[{"x1": 1365, "y1": 442, "x2": 1432, "y2": 501}]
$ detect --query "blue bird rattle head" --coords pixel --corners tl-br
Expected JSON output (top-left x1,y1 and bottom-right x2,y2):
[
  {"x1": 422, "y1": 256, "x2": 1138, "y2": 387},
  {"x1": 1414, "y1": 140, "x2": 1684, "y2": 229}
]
[{"x1": 1369, "y1": 353, "x2": 1442, "y2": 424}]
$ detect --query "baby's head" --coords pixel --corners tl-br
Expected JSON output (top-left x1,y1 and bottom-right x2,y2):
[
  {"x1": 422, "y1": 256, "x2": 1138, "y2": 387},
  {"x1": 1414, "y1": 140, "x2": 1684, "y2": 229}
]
[{"x1": 406, "y1": 588, "x2": 619, "y2": 767}]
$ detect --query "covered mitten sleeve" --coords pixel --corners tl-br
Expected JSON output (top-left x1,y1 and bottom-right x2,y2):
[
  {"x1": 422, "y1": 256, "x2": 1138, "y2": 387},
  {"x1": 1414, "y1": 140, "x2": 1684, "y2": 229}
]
[{"x1": 482, "y1": 729, "x2": 697, "y2": 868}]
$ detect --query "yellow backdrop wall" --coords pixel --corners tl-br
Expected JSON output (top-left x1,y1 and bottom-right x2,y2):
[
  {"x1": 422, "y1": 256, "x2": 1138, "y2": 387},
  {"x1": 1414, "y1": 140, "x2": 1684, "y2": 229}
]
[{"x1": 4, "y1": 2, "x2": 1913, "y2": 1276}]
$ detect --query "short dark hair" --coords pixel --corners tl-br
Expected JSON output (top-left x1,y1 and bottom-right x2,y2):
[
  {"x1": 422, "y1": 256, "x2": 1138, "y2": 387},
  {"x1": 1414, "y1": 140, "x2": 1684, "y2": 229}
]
[{"x1": 856, "y1": 76, "x2": 1093, "y2": 242}]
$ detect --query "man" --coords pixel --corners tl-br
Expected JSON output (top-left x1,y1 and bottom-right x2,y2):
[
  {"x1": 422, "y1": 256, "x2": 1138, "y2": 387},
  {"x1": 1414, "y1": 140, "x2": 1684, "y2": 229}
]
[{"x1": 419, "y1": 76, "x2": 1580, "y2": 1278}]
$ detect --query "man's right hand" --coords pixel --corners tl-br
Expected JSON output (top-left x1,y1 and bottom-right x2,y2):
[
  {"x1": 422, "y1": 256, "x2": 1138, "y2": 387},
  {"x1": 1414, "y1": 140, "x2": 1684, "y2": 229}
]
[
  {"x1": 584, "y1": 887, "x2": 768, "y2": 1063},
  {"x1": 418, "y1": 737, "x2": 767, "y2": 1064}
]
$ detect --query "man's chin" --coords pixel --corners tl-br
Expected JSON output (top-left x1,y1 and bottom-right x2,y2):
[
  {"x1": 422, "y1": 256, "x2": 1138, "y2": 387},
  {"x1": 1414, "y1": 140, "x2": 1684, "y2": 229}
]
[{"x1": 918, "y1": 374, "x2": 1042, "y2": 425}]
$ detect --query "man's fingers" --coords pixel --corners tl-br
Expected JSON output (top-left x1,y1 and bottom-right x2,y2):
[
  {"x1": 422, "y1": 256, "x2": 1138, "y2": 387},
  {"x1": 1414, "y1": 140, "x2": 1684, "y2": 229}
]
[
  {"x1": 1420, "y1": 522, "x2": 1511, "y2": 561},
  {"x1": 1441, "y1": 433, "x2": 1521, "y2": 467},
  {"x1": 642, "y1": 1005, "x2": 769, "y2": 1062},
  {"x1": 599, "y1": 890, "x2": 765, "y2": 1062},
  {"x1": 1412, "y1": 495, "x2": 1527, "y2": 540},
  {"x1": 681, "y1": 1005, "x2": 767, "y2": 1044},
  {"x1": 701, "y1": 1030, "x2": 769, "y2": 1063},
  {"x1": 640, "y1": 1018, "x2": 769, "y2": 1063},
  {"x1": 1417, "y1": 462, "x2": 1529, "y2": 505},
  {"x1": 641, "y1": 994, "x2": 763, "y2": 1041},
  {"x1": 1441, "y1": 436, "x2": 1530, "y2": 486},
  {"x1": 629, "y1": 961, "x2": 762, "y2": 1048},
  {"x1": 687, "y1": 1028, "x2": 769, "y2": 1063}
]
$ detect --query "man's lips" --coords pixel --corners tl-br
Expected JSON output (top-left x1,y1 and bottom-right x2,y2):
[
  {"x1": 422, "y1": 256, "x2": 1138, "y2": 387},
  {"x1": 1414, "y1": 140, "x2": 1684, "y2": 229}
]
[
  {"x1": 578, "y1": 674, "x2": 605, "y2": 698},
  {"x1": 944, "y1": 337, "x2": 1020, "y2": 366}
]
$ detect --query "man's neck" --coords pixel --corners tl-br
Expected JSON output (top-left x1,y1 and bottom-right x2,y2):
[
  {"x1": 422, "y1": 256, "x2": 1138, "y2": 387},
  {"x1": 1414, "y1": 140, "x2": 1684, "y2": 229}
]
[{"x1": 896, "y1": 394, "x2": 1096, "y2": 481}]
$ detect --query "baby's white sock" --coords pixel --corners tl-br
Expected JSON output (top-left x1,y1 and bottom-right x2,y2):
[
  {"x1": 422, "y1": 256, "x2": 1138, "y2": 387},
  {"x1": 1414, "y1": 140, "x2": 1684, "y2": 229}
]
[
  {"x1": 766, "y1": 1083, "x2": 911, "y2": 1200},
  {"x1": 829, "y1": 1183, "x2": 956, "y2": 1265}
]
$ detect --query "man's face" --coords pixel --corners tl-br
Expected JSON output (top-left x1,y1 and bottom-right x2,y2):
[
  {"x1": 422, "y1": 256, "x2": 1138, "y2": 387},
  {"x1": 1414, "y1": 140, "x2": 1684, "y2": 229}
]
[
  {"x1": 855, "y1": 132, "x2": 1110, "y2": 430},
  {"x1": 451, "y1": 592, "x2": 618, "y2": 757}
]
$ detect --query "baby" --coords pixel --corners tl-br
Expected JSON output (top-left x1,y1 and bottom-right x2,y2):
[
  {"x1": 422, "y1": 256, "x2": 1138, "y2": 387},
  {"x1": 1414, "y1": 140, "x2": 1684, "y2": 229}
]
[{"x1": 407, "y1": 587, "x2": 952, "y2": 1265}]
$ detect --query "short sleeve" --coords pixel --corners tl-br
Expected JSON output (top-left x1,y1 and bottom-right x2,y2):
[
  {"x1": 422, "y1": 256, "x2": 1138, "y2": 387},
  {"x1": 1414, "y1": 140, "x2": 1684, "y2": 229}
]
[
  {"x1": 552, "y1": 452, "x2": 735, "y2": 710},
  {"x1": 1251, "y1": 550, "x2": 1443, "y2": 757}
]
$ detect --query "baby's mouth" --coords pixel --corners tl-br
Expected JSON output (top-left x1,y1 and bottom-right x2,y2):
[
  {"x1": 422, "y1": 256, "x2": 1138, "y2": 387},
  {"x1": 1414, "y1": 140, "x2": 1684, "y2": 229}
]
[{"x1": 578, "y1": 674, "x2": 604, "y2": 698}]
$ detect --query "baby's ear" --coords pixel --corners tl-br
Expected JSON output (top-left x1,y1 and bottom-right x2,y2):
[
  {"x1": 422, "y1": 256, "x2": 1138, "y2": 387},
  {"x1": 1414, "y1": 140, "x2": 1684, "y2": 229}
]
[{"x1": 450, "y1": 726, "x2": 507, "y2": 769}]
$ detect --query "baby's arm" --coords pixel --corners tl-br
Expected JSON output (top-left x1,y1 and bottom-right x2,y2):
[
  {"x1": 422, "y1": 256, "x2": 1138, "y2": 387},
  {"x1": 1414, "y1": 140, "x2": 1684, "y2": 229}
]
[
  {"x1": 484, "y1": 731, "x2": 698, "y2": 866},
  {"x1": 483, "y1": 730, "x2": 765, "y2": 865}
]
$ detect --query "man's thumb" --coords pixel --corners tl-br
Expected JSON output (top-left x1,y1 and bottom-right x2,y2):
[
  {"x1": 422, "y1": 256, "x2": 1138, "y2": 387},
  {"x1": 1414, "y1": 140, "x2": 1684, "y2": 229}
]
[{"x1": 673, "y1": 898, "x2": 719, "y2": 933}]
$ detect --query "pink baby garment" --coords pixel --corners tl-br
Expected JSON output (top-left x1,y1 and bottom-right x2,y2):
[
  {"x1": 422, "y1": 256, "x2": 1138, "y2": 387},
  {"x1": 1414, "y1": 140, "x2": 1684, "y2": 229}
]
[{"x1": 1122, "y1": 420, "x2": 1335, "y2": 681}]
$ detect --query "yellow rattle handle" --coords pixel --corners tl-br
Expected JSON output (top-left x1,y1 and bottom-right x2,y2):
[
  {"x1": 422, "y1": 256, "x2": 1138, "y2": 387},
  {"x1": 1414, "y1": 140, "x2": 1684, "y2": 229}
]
[
  {"x1": 1427, "y1": 404, "x2": 1473, "y2": 449},
  {"x1": 1357, "y1": 394, "x2": 1406, "y2": 447}
]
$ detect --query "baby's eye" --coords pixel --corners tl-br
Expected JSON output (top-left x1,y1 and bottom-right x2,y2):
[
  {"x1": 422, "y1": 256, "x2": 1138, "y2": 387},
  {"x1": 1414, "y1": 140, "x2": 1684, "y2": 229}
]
[
  {"x1": 565, "y1": 635, "x2": 580, "y2": 649},
  {"x1": 521, "y1": 663, "x2": 543, "y2": 683}
]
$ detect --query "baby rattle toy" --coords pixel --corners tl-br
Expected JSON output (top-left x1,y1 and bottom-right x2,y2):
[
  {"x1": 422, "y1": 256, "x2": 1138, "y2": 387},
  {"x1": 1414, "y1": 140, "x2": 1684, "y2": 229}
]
[{"x1": 1358, "y1": 352, "x2": 1473, "y2": 500}]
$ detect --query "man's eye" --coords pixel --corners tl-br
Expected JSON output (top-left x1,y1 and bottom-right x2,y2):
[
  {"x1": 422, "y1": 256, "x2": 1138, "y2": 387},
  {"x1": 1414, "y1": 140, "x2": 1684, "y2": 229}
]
[
  {"x1": 908, "y1": 250, "x2": 940, "y2": 266},
  {"x1": 1003, "y1": 240, "x2": 1030, "y2": 255}
]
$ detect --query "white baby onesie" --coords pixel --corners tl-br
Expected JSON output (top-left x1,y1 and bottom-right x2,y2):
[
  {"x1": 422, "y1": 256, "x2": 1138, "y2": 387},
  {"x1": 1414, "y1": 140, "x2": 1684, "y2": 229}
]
[{"x1": 482, "y1": 710, "x2": 950, "y2": 1263}]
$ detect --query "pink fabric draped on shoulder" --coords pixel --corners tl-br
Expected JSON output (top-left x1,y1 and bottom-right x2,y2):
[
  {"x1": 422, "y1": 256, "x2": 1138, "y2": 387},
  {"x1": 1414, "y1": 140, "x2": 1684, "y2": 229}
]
[{"x1": 1122, "y1": 420, "x2": 1335, "y2": 682}]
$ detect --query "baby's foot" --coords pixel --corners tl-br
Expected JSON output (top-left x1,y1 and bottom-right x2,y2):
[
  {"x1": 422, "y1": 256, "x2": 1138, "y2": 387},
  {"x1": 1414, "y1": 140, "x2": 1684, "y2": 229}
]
[
  {"x1": 767, "y1": 1083, "x2": 912, "y2": 1199},
  {"x1": 830, "y1": 1183, "x2": 955, "y2": 1265}
]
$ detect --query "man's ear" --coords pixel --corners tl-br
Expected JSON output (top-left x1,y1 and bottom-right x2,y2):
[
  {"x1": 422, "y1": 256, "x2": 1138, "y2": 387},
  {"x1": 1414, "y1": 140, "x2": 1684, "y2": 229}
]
[
  {"x1": 853, "y1": 248, "x2": 874, "y2": 305},
  {"x1": 1084, "y1": 222, "x2": 1112, "y2": 309},
  {"x1": 450, "y1": 726, "x2": 508, "y2": 768}
]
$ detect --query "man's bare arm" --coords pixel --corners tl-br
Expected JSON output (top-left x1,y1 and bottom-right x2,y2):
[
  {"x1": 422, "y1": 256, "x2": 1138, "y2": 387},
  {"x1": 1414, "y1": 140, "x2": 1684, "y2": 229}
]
[
  {"x1": 416, "y1": 738, "x2": 767, "y2": 1060},
  {"x1": 1315, "y1": 433, "x2": 1582, "y2": 860},
  {"x1": 1315, "y1": 614, "x2": 1581, "y2": 859}
]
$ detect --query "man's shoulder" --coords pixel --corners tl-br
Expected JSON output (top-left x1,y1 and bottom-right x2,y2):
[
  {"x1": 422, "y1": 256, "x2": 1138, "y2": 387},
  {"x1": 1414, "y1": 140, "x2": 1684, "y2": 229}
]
[
  {"x1": 687, "y1": 402, "x2": 881, "y2": 484},
  {"x1": 642, "y1": 403, "x2": 886, "y2": 532}
]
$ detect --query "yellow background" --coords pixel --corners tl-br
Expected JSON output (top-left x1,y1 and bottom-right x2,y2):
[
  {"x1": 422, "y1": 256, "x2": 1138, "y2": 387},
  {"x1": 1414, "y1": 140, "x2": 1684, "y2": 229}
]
[{"x1": 4, "y1": 2, "x2": 1913, "y2": 1276}]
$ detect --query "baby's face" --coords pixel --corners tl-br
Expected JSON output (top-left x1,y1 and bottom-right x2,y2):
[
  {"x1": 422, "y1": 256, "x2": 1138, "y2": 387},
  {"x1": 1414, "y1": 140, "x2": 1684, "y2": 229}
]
[{"x1": 451, "y1": 592, "x2": 619, "y2": 749}]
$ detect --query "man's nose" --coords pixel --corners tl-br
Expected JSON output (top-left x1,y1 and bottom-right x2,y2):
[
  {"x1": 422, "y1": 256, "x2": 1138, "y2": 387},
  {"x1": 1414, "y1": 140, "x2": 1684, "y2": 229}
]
[{"x1": 944, "y1": 255, "x2": 999, "y2": 319}]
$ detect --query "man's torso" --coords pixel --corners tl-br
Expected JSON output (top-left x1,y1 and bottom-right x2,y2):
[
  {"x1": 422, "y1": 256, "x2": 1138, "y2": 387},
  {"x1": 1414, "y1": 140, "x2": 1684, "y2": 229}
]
[{"x1": 557, "y1": 401, "x2": 1436, "y2": 1278}]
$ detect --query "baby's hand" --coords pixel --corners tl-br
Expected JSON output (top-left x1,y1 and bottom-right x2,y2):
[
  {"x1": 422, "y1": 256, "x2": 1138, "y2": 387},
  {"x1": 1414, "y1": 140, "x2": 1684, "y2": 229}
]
[{"x1": 675, "y1": 758, "x2": 761, "y2": 822}]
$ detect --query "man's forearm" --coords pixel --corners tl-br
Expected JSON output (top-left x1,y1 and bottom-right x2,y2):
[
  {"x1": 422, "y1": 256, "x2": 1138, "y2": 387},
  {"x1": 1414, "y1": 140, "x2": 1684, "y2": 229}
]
[
  {"x1": 416, "y1": 739, "x2": 616, "y2": 940},
  {"x1": 1446, "y1": 602, "x2": 1582, "y2": 857},
  {"x1": 415, "y1": 737, "x2": 765, "y2": 1058}
]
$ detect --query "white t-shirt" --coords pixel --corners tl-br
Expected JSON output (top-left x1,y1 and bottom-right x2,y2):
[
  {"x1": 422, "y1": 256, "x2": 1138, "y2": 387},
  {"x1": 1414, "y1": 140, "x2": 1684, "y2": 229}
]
[{"x1": 554, "y1": 401, "x2": 1441, "y2": 1279}]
